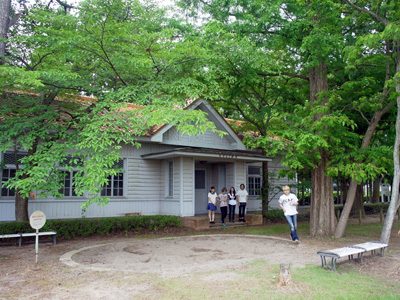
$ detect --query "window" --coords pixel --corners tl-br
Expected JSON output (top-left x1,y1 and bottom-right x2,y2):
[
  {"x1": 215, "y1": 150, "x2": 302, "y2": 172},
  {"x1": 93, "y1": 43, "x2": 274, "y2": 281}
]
[
  {"x1": 1, "y1": 151, "x2": 26, "y2": 197},
  {"x1": 60, "y1": 171, "x2": 77, "y2": 197},
  {"x1": 1, "y1": 168, "x2": 16, "y2": 197},
  {"x1": 101, "y1": 160, "x2": 124, "y2": 197},
  {"x1": 248, "y1": 166, "x2": 262, "y2": 196},
  {"x1": 168, "y1": 161, "x2": 173, "y2": 197}
]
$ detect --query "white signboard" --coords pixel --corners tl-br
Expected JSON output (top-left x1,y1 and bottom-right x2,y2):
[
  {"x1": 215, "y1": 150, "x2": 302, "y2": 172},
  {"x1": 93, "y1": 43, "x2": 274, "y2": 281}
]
[
  {"x1": 29, "y1": 210, "x2": 46, "y2": 230},
  {"x1": 29, "y1": 211, "x2": 47, "y2": 264}
]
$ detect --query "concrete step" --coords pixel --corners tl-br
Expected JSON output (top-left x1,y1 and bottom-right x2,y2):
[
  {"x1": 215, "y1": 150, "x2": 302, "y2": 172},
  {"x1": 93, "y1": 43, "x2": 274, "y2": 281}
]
[{"x1": 209, "y1": 222, "x2": 248, "y2": 229}]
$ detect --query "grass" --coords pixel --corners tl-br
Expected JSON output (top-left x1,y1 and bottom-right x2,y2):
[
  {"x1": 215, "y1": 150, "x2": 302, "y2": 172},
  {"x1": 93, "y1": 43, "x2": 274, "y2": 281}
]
[
  {"x1": 152, "y1": 260, "x2": 400, "y2": 300},
  {"x1": 215, "y1": 220, "x2": 389, "y2": 240},
  {"x1": 145, "y1": 220, "x2": 399, "y2": 299}
]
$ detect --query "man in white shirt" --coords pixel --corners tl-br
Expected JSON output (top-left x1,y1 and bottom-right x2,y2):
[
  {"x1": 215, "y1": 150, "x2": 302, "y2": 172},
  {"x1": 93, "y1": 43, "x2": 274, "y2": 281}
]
[
  {"x1": 278, "y1": 185, "x2": 299, "y2": 242},
  {"x1": 237, "y1": 184, "x2": 249, "y2": 222}
]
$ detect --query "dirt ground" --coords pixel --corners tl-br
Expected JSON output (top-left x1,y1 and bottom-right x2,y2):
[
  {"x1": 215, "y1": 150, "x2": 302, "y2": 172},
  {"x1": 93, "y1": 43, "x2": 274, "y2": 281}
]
[{"x1": 0, "y1": 229, "x2": 399, "y2": 300}]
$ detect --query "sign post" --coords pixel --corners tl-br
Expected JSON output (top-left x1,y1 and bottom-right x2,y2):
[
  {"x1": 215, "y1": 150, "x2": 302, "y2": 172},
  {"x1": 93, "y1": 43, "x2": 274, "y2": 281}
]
[{"x1": 29, "y1": 210, "x2": 46, "y2": 264}]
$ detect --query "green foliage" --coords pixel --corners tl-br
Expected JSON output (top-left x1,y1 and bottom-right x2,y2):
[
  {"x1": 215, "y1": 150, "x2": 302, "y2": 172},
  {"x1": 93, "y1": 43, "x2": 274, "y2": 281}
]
[
  {"x1": 0, "y1": 215, "x2": 182, "y2": 240},
  {"x1": 1, "y1": 0, "x2": 221, "y2": 210}
]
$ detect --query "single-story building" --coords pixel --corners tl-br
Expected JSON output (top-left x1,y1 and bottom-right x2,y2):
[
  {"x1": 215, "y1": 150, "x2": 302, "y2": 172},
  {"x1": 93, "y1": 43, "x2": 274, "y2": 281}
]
[{"x1": 0, "y1": 99, "x2": 295, "y2": 221}]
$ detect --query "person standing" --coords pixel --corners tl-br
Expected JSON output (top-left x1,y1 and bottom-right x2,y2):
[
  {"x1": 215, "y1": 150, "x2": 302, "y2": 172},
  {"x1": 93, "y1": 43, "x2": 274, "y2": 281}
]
[
  {"x1": 218, "y1": 187, "x2": 228, "y2": 226},
  {"x1": 207, "y1": 186, "x2": 218, "y2": 224},
  {"x1": 237, "y1": 184, "x2": 248, "y2": 222},
  {"x1": 279, "y1": 185, "x2": 300, "y2": 242},
  {"x1": 228, "y1": 187, "x2": 237, "y2": 222}
]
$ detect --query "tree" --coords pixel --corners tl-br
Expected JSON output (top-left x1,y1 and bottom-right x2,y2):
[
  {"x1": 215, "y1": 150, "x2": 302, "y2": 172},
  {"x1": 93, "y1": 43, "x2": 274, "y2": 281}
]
[
  {"x1": 332, "y1": 0, "x2": 399, "y2": 240},
  {"x1": 179, "y1": 1, "x2": 351, "y2": 235},
  {"x1": 0, "y1": 0, "x2": 217, "y2": 220}
]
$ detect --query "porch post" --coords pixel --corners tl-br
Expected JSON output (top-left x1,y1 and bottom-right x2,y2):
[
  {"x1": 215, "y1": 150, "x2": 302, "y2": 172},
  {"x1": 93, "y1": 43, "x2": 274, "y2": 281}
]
[{"x1": 180, "y1": 157, "x2": 184, "y2": 217}]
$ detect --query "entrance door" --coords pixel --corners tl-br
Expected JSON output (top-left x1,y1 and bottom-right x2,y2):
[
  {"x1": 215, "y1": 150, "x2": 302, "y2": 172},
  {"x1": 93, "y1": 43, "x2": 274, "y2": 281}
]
[{"x1": 195, "y1": 168, "x2": 207, "y2": 214}]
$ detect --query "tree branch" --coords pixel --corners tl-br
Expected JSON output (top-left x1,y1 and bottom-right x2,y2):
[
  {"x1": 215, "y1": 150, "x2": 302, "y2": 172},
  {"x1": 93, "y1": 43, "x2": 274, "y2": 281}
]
[
  {"x1": 343, "y1": 0, "x2": 388, "y2": 25},
  {"x1": 257, "y1": 71, "x2": 309, "y2": 81}
]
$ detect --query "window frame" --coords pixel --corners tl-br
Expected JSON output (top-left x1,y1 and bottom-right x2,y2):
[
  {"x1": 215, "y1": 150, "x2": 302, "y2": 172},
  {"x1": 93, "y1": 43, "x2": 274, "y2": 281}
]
[
  {"x1": 247, "y1": 165, "x2": 262, "y2": 196},
  {"x1": 100, "y1": 159, "x2": 125, "y2": 198},
  {"x1": 1, "y1": 167, "x2": 16, "y2": 197},
  {"x1": 0, "y1": 151, "x2": 27, "y2": 199},
  {"x1": 59, "y1": 170, "x2": 78, "y2": 197}
]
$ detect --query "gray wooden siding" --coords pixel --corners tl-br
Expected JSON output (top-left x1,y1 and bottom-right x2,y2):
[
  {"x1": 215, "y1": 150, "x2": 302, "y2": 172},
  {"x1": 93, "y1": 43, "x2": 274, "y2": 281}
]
[
  {"x1": 226, "y1": 163, "x2": 235, "y2": 189},
  {"x1": 234, "y1": 161, "x2": 246, "y2": 188},
  {"x1": 0, "y1": 198, "x2": 161, "y2": 221},
  {"x1": 160, "y1": 103, "x2": 243, "y2": 150},
  {"x1": 162, "y1": 127, "x2": 236, "y2": 150}
]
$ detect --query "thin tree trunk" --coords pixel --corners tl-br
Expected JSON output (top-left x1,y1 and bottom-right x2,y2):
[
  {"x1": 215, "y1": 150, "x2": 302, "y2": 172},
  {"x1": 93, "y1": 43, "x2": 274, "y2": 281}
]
[
  {"x1": 380, "y1": 47, "x2": 400, "y2": 244},
  {"x1": 261, "y1": 160, "x2": 269, "y2": 223},
  {"x1": 0, "y1": 0, "x2": 11, "y2": 63},
  {"x1": 309, "y1": 62, "x2": 336, "y2": 236},
  {"x1": 334, "y1": 102, "x2": 394, "y2": 238}
]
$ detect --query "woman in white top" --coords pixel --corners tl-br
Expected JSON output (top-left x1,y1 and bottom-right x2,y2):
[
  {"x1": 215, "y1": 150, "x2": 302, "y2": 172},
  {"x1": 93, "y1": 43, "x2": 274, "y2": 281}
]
[
  {"x1": 278, "y1": 185, "x2": 299, "y2": 242},
  {"x1": 237, "y1": 184, "x2": 249, "y2": 222},
  {"x1": 207, "y1": 186, "x2": 218, "y2": 224},
  {"x1": 227, "y1": 187, "x2": 237, "y2": 222}
]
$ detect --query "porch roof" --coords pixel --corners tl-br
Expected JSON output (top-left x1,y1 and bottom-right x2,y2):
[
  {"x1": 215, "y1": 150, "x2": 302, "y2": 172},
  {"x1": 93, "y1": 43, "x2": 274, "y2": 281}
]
[{"x1": 141, "y1": 147, "x2": 271, "y2": 162}]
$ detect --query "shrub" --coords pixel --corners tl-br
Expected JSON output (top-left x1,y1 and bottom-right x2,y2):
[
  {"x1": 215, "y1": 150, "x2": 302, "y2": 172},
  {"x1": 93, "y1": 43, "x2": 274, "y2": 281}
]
[
  {"x1": 265, "y1": 209, "x2": 285, "y2": 222},
  {"x1": 0, "y1": 215, "x2": 182, "y2": 240}
]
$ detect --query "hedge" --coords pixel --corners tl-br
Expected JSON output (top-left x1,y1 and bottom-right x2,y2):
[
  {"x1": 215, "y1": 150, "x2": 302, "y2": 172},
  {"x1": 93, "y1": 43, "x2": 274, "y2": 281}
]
[
  {"x1": 265, "y1": 209, "x2": 310, "y2": 223},
  {"x1": 334, "y1": 202, "x2": 390, "y2": 215},
  {"x1": 0, "y1": 215, "x2": 182, "y2": 240}
]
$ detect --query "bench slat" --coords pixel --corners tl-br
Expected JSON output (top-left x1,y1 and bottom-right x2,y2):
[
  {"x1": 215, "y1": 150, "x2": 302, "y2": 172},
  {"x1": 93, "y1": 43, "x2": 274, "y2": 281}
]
[
  {"x1": 0, "y1": 234, "x2": 21, "y2": 239},
  {"x1": 20, "y1": 232, "x2": 56, "y2": 237},
  {"x1": 352, "y1": 242, "x2": 388, "y2": 252},
  {"x1": 318, "y1": 247, "x2": 365, "y2": 258}
]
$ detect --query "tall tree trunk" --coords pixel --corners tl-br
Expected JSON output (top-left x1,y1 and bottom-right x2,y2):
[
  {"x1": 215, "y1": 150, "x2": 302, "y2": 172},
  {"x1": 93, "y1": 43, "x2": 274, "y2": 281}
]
[
  {"x1": 381, "y1": 47, "x2": 400, "y2": 244},
  {"x1": 261, "y1": 160, "x2": 269, "y2": 223},
  {"x1": 334, "y1": 102, "x2": 393, "y2": 238},
  {"x1": 309, "y1": 62, "x2": 336, "y2": 236},
  {"x1": 372, "y1": 177, "x2": 380, "y2": 203},
  {"x1": 310, "y1": 152, "x2": 336, "y2": 236},
  {"x1": 0, "y1": 0, "x2": 11, "y2": 63},
  {"x1": 15, "y1": 190, "x2": 28, "y2": 221}
]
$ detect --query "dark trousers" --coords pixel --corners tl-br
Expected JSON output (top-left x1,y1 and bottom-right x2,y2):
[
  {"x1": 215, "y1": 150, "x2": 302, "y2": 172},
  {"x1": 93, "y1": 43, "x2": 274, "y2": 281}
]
[
  {"x1": 239, "y1": 203, "x2": 247, "y2": 221},
  {"x1": 220, "y1": 206, "x2": 228, "y2": 223},
  {"x1": 228, "y1": 204, "x2": 236, "y2": 222}
]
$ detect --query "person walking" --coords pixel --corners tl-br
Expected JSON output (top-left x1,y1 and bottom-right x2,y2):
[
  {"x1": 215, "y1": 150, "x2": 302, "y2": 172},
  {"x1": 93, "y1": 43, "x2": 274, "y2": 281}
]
[{"x1": 279, "y1": 185, "x2": 300, "y2": 242}]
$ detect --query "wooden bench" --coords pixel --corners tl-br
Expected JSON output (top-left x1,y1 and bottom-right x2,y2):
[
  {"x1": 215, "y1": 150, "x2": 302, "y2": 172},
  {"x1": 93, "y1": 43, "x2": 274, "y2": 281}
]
[
  {"x1": 0, "y1": 231, "x2": 57, "y2": 247},
  {"x1": 317, "y1": 247, "x2": 365, "y2": 271},
  {"x1": 352, "y1": 241, "x2": 388, "y2": 257}
]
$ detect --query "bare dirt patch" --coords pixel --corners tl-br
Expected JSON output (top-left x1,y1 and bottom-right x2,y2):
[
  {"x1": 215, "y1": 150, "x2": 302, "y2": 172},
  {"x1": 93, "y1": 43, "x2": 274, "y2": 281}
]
[{"x1": 66, "y1": 235, "x2": 320, "y2": 277}]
